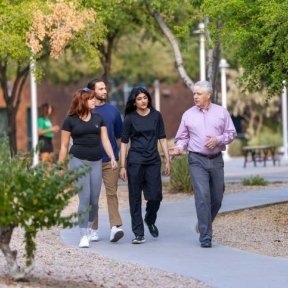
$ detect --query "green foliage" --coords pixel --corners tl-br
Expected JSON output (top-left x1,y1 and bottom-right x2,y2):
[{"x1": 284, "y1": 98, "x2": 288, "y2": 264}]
[
  {"x1": 42, "y1": 49, "x2": 102, "y2": 85},
  {"x1": 227, "y1": 69, "x2": 281, "y2": 142},
  {"x1": 228, "y1": 138, "x2": 245, "y2": 157},
  {"x1": 0, "y1": 0, "x2": 34, "y2": 62},
  {"x1": 242, "y1": 175, "x2": 268, "y2": 186},
  {"x1": 0, "y1": 137, "x2": 87, "y2": 267},
  {"x1": 112, "y1": 31, "x2": 179, "y2": 84},
  {"x1": 248, "y1": 128, "x2": 282, "y2": 147},
  {"x1": 203, "y1": 0, "x2": 288, "y2": 95},
  {"x1": 169, "y1": 155, "x2": 193, "y2": 193}
]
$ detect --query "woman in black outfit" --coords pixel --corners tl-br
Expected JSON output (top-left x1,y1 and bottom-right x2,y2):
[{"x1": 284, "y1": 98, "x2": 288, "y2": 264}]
[{"x1": 120, "y1": 87, "x2": 170, "y2": 244}]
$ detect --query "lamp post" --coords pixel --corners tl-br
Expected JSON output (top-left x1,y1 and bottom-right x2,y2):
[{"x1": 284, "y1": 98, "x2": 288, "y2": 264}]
[
  {"x1": 30, "y1": 56, "x2": 39, "y2": 166},
  {"x1": 219, "y1": 58, "x2": 230, "y2": 160},
  {"x1": 194, "y1": 23, "x2": 206, "y2": 81},
  {"x1": 219, "y1": 59, "x2": 229, "y2": 109},
  {"x1": 281, "y1": 81, "x2": 288, "y2": 159},
  {"x1": 154, "y1": 79, "x2": 160, "y2": 112}
]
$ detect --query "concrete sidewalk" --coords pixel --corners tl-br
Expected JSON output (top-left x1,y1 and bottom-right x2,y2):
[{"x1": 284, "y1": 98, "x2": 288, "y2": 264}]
[
  {"x1": 61, "y1": 185, "x2": 288, "y2": 288},
  {"x1": 224, "y1": 156, "x2": 288, "y2": 183},
  {"x1": 61, "y1": 156, "x2": 288, "y2": 287}
]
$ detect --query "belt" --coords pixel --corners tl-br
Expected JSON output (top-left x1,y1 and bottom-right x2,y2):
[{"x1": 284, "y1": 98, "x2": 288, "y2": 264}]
[{"x1": 191, "y1": 151, "x2": 222, "y2": 159}]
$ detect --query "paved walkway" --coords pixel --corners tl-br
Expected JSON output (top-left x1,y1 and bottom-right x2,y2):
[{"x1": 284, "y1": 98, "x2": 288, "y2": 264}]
[{"x1": 61, "y1": 157, "x2": 288, "y2": 288}]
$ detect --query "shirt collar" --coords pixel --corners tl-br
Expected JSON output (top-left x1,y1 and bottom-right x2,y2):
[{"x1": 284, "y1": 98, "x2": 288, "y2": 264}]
[{"x1": 197, "y1": 102, "x2": 212, "y2": 112}]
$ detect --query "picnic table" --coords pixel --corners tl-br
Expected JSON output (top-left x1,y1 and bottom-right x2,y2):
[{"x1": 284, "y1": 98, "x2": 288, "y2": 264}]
[{"x1": 242, "y1": 145, "x2": 277, "y2": 168}]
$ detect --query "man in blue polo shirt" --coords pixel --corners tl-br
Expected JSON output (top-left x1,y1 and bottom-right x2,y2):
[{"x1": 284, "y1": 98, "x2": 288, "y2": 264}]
[{"x1": 87, "y1": 78, "x2": 124, "y2": 243}]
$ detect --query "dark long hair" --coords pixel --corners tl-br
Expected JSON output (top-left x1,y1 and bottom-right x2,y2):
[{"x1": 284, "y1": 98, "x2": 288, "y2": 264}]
[
  {"x1": 124, "y1": 87, "x2": 153, "y2": 116},
  {"x1": 68, "y1": 88, "x2": 95, "y2": 117},
  {"x1": 39, "y1": 103, "x2": 52, "y2": 118}
]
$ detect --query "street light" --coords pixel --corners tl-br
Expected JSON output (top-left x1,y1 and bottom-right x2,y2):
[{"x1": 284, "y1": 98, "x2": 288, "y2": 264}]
[
  {"x1": 281, "y1": 81, "x2": 288, "y2": 159},
  {"x1": 29, "y1": 56, "x2": 39, "y2": 166},
  {"x1": 154, "y1": 79, "x2": 160, "y2": 112},
  {"x1": 194, "y1": 22, "x2": 206, "y2": 81},
  {"x1": 219, "y1": 58, "x2": 230, "y2": 160},
  {"x1": 219, "y1": 59, "x2": 229, "y2": 109}
]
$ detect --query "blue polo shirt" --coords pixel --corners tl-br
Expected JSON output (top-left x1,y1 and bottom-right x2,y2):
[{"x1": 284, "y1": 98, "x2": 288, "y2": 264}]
[{"x1": 93, "y1": 103, "x2": 123, "y2": 162}]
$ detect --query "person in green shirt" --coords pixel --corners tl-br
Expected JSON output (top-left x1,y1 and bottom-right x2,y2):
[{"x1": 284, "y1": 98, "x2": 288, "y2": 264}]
[{"x1": 38, "y1": 103, "x2": 59, "y2": 163}]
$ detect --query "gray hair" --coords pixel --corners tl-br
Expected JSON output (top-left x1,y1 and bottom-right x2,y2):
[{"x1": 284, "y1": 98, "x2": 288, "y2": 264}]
[{"x1": 193, "y1": 80, "x2": 213, "y2": 94}]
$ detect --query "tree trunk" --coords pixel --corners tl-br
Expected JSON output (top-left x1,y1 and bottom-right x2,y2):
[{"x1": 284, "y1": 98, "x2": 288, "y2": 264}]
[
  {"x1": 98, "y1": 33, "x2": 117, "y2": 86},
  {"x1": 0, "y1": 225, "x2": 25, "y2": 280},
  {"x1": 248, "y1": 110, "x2": 257, "y2": 138},
  {"x1": 0, "y1": 61, "x2": 29, "y2": 154},
  {"x1": 206, "y1": 21, "x2": 221, "y2": 98},
  {"x1": 206, "y1": 20, "x2": 222, "y2": 100},
  {"x1": 6, "y1": 104, "x2": 17, "y2": 154},
  {"x1": 145, "y1": 2, "x2": 194, "y2": 92},
  {"x1": 256, "y1": 114, "x2": 263, "y2": 138}
]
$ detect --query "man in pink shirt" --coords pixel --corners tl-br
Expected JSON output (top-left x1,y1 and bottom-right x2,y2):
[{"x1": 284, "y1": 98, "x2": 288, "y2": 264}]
[{"x1": 170, "y1": 80, "x2": 236, "y2": 248}]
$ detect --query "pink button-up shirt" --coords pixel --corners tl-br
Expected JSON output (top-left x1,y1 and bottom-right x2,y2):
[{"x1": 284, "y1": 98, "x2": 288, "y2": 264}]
[{"x1": 175, "y1": 103, "x2": 236, "y2": 155}]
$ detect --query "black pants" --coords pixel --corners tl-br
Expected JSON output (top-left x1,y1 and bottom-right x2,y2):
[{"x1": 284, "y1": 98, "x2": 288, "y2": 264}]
[
  {"x1": 39, "y1": 136, "x2": 53, "y2": 153},
  {"x1": 127, "y1": 163, "x2": 162, "y2": 237}
]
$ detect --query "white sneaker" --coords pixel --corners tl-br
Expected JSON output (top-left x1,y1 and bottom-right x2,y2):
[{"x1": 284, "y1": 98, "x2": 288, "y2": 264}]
[
  {"x1": 88, "y1": 228, "x2": 99, "y2": 242},
  {"x1": 79, "y1": 235, "x2": 89, "y2": 248},
  {"x1": 110, "y1": 226, "x2": 124, "y2": 242}
]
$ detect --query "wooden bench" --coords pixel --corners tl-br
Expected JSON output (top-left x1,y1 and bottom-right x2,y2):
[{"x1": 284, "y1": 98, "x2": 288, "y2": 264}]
[{"x1": 242, "y1": 145, "x2": 277, "y2": 168}]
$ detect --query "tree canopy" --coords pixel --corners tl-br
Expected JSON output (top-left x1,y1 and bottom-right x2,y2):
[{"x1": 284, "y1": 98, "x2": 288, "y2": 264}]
[
  {"x1": 0, "y1": 0, "x2": 105, "y2": 152},
  {"x1": 203, "y1": 0, "x2": 288, "y2": 95}
]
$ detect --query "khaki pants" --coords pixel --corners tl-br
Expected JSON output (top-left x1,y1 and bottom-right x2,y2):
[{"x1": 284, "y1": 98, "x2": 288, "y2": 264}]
[{"x1": 91, "y1": 161, "x2": 122, "y2": 229}]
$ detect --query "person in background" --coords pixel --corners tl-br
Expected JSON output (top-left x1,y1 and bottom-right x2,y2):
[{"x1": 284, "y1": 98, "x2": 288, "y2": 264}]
[
  {"x1": 169, "y1": 80, "x2": 236, "y2": 248},
  {"x1": 58, "y1": 88, "x2": 117, "y2": 248},
  {"x1": 38, "y1": 103, "x2": 59, "y2": 163},
  {"x1": 120, "y1": 87, "x2": 170, "y2": 244},
  {"x1": 87, "y1": 78, "x2": 124, "y2": 243}
]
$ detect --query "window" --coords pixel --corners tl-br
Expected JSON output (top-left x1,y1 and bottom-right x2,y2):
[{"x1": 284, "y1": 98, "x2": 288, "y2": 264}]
[{"x1": 0, "y1": 108, "x2": 8, "y2": 138}]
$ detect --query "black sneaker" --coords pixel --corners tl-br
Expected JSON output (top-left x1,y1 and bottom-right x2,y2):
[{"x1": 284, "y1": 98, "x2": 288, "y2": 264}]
[
  {"x1": 132, "y1": 236, "x2": 146, "y2": 244},
  {"x1": 145, "y1": 220, "x2": 159, "y2": 238},
  {"x1": 201, "y1": 240, "x2": 212, "y2": 248}
]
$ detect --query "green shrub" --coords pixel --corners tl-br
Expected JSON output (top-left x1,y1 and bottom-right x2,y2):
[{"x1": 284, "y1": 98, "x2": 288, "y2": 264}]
[
  {"x1": 248, "y1": 128, "x2": 282, "y2": 147},
  {"x1": 169, "y1": 155, "x2": 193, "y2": 193},
  {"x1": 0, "y1": 137, "x2": 87, "y2": 279},
  {"x1": 242, "y1": 175, "x2": 268, "y2": 186},
  {"x1": 228, "y1": 138, "x2": 244, "y2": 156}
]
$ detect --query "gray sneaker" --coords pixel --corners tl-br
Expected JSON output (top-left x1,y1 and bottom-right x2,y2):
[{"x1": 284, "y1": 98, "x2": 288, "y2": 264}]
[{"x1": 132, "y1": 236, "x2": 146, "y2": 244}]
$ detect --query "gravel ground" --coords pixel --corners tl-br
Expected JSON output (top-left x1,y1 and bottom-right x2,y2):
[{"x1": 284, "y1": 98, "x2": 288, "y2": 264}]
[{"x1": 1, "y1": 182, "x2": 288, "y2": 287}]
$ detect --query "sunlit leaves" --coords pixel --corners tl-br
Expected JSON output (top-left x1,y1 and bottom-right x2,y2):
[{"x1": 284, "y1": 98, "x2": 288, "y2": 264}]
[{"x1": 27, "y1": 1, "x2": 96, "y2": 58}]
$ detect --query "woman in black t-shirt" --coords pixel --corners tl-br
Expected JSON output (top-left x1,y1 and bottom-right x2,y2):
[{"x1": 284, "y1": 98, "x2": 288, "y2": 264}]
[
  {"x1": 120, "y1": 87, "x2": 170, "y2": 244},
  {"x1": 59, "y1": 88, "x2": 117, "y2": 248}
]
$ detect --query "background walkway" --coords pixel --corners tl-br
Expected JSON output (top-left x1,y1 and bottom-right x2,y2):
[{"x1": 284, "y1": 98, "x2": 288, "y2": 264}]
[{"x1": 61, "y1": 156, "x2": 288, "y2": 288}]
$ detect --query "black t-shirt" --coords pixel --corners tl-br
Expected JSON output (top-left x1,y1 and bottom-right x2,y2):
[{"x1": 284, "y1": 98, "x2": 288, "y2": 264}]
[
  {"x1": 62, "y1": 113, "x2": 105, "y2": 161},
  {"x1": 121, "y1": 108, "x2": 166, "y2": 164}
]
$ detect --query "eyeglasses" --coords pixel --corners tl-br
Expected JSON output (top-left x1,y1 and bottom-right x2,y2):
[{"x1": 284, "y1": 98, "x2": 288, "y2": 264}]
[{"x1": 79, "y1": 87, "x2": 91, "y2": 92}]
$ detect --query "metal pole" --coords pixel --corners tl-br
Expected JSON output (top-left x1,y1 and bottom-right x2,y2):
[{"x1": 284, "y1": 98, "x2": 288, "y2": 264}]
[
  {"x1": 219, "y1": 59, "x2": 230, "y2": 160},
  {"x1": 30, "y1": 57, "x2": 39, "y2": 166},
  {"x1": 219, "y1": 59, "x2": 229, "y2": 109},
  {"x1": 154, "y1": 80, "x2": 160, "y2": 111},
  {"x1": 198, "y1": 23, "x2": 206, "y2": 81},
  {"x1": 281, "y1": 81, "x2": 288, "y2": 159}
]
